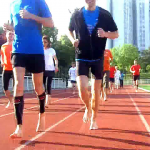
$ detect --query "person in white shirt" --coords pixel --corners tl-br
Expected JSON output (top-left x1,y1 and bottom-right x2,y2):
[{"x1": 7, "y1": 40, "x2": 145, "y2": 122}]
[
  {"x1": 115, "y1": 66, "x2": 120, "y2": 89},
  {"x1": 42, "y1": 35, "x2": 58, "y2": 107},
  {"x1": 68, "y1": 62, "x2": 77, "y2": 94}
]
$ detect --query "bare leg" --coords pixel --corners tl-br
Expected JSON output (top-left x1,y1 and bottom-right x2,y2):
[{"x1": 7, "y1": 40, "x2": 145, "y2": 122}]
[
  {"x1": 90, "y1": 79, "x2": 102, "y2": 130},
  {"x1": 4, "y1": 90, "x2": 13, "y2": 108},
  {"x1": 32, "y1": 73, "x2": 45, "y2": 132},
  {"x1": 77, "y1": 75, "x2": 90, "y2": 123},
  {"x1": 10, "y1": 67, "x2": 25, "y2": 138}
]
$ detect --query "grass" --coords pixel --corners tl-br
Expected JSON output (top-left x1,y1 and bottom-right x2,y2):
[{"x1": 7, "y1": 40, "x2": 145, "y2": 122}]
[{"x1": 139, "y1": 85, "x2": 150, "y2": 91}]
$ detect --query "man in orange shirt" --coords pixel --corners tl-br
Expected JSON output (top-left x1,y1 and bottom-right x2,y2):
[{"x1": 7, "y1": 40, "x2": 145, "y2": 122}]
[
  {"x1": 110, "y1": 65, "x2": 116, "y2": 92},
  {"x1": 1, "y1": 31, "x2": 14, "y2": 108},
  {"x1": 102, "y1": 49, "x2": 113, "y2": 101},
  {"x1": 130, "y1": 60, "x2": 141, "y2": 92}
]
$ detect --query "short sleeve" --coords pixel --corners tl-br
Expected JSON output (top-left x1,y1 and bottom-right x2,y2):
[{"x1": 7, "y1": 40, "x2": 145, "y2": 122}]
[
  {"x1": 68, "y1": 69, "x2": 71, "y2": 75},
  {"x1": 130, "y1": 66, "x2": 133, "y2": 71},
  {"x1": 106, "y1": 12, "x2": 118, "y2": 32},
  {"x1": 69, "y1": 14, "x2": 75, "y2": 32},
  {"x1": 52, "y1": 48, "x2": 56, "y2": 56},
  {"x1": 38, "y1": 0, "x2": 52, "y2": 18}
]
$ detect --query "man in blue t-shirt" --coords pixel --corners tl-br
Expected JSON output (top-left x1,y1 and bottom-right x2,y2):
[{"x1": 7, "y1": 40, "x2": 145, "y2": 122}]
[
  {"x1": 69, "y1": 0, "x2": 119, "y2": 130},
  {"x1": 3, "y1": 0, "x2": 53, "y2": 138}
]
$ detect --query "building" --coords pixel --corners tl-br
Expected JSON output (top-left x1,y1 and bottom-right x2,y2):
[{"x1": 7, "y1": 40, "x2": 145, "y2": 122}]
[{"x1": 98, "y1": 0, "x2": 150, "y2": 51}]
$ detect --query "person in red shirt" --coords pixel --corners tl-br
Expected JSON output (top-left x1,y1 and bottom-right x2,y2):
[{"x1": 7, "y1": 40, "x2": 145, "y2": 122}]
[
  {"x1": 109, "y1": 65, "x2": 116, "y2": 92},
  {"x1": 130, "y1": 60, "x2": 141, "y2": 92},
  {"x1": 102, "y1": 49, "x2": 113, "y2": 101},
  {"x1": 1, "y1": 31, "x2": 14, "y2": 108}
]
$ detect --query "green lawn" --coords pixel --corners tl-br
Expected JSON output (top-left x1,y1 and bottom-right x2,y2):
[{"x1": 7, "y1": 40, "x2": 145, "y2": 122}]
[{"x1": 139, "y1": 85, "x2": 150, "y2": 91}]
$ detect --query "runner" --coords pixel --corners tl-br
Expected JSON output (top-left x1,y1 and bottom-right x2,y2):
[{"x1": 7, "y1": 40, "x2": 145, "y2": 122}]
[
  {"x1": 102, "y1": 49, "x2": 113, "y2": 101},
  {"x1": 43, "y1": 35, "x2": 58, "y2": 108},
  {"x1": 130, "y1": 60, "x2": 141, "y2": 92},
  {"x1": 115, "y1": 66, "x2": 120, "y2": 89},
  {"x1": 1, "y1": 31, "x2": 14, "y2": 108},
  {"x1": 3, "y1": 0, "x2": 53, "y2": 138},
  {"x1": 110, "y1": 65, "x2": 116, "y2": 92},
  {"x1": 68, "y1": 0, "x2": 119, "y2": 129},
  {"x1": 120, "y1": 71, "x2": 124, "y2": 88},
  {"x1": 69, "y1": 62, "x2": 77, "y2": 94}
]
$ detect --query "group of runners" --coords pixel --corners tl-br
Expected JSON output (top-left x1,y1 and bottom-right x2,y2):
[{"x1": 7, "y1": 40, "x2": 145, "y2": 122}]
[{"x1": 0, "y1": 0, "x2": 141, "y2": 138}]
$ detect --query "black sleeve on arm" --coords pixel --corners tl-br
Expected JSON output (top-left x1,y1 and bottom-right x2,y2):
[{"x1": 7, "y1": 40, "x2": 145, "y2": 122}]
[
  {"x1": 69, "y1": 14, "x2": 75, "y2": 32},
  {"x1": 106, "y1": 12, "x2": 118, "y2": 32}
]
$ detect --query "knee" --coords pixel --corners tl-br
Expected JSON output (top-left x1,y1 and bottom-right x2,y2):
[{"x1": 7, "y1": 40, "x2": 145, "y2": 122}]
[
  {"x1": 34, "y1": 83, "x2": 44, "y2": 95},
  {"x1": 78, "y1": 86, "x2": 88, "y2": 98}
]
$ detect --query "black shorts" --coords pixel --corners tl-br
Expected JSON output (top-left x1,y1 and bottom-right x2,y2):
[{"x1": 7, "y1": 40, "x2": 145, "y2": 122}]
[
  {"x1": 44, "y1": 70, "x2": 55, "y2": 77},
  {"x1": 110, "y1": 78, "x2": 114, "y2": 83},
  {"x1": 76, "y1": 59, "x2": 104, "y2": 80},
  {"x1": 71, "y1": 80, "x2": 76, "y2": 84},
  {"x1": 2, "y1": 70, "x2": 14, "y2": 91},
  {"x1": 133, "y1": 75, "x2": 140, "y2": 81},
  {"x1": 11, "y1": 53, "x2": 45, "y2": 73}
]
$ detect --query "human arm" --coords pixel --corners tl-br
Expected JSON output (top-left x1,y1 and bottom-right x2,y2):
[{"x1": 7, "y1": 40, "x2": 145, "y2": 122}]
[
  {"x1": 20, "y1": 0, "x2": 54, "y2": 28},
  {"x1": 68, "y1": 31, "x2": 79, "y2": 48},
  {"x1": 1, "y1": 48, "x2": 4, "y2": 67},
  {"x1": 130, "y1": 66, "x2": 135, "y2": 74},
  {"x1": 53, "y1": 55, "x2": 58, "y2": 73},
  {"x1": 98, "y1": 29, "x2": 119, "y2": 39},
  {"x1": 20, "y1": 9, "x2": 53, "y2": 27}
]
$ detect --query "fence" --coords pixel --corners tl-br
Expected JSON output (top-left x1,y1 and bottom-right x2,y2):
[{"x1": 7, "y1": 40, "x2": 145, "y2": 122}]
[
  {"x1": 0, "y1": 75, "x2": 150, "y2": 93},
  {"x1": 0, "y1": 75, "x2": 67, "y2": 93}
]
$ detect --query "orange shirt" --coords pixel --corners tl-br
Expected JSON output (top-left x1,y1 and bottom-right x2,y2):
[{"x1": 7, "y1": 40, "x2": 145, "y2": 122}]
[
  {"x1": 1, "y1": 44, "x2": 13, "y2": 70},
  {"x1": 103, "y1": 49, "x2": 113, "y2": 71}
]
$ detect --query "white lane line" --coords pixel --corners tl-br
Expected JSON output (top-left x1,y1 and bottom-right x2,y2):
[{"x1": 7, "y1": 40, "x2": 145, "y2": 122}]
[
  {"x1": 15, "y1": 106, "x2": 84, "y2": 150},
  {"x1": 139, "y1": 87, "x2": 150, "y2": 93},
  {"x1": 24, "y1": 91, "x2": 72, "y2": 102},
  {"x1": 25, "y1": 95, "x2": 77, "y2": 110},
  {"x1": 126, "y1": 89, "x2": 150, "y2": 135},
  {"x1": 0, "y1": 112, "x2": 14, "y2": 118},
  {"x1": 0, "y1": 104, "x2": 5, "y2": 106},
  {"x1": 0, "y1": 95, "x2": 77, "y2": 118}
]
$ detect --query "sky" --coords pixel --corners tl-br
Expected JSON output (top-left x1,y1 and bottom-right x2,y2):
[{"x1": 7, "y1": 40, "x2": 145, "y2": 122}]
[{"x1": 0, "y1": 0, "x2": 106, "y2": 36}]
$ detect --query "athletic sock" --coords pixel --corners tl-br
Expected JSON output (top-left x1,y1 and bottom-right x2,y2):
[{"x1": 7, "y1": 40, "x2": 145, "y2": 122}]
[
  {"x1": 14, "y1": 96, "x2": 24, "y2": 125},
  {"x1": 38, "y1": 92, "x2": 46, "y2": 114}
]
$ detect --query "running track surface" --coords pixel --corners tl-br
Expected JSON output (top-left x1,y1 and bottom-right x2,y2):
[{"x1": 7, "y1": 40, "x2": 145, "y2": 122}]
[{"x1": 0, "y1": 86, "x2": 150, "y2": 150}]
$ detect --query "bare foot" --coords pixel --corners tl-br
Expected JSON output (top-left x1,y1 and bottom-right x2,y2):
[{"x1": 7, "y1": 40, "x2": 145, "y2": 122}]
[
  {"x1": 90, "y1": 120, "x2": 98, "y2": 130},
  {"x1": 10, "y1": 125, "x2": 22, "y2": 139},
  {"x1": 83, "y1": 108, "x2": 90, "y2": 123},
  {"x1": 36, "y1": 113, "x2": 45, "y2": 132},
  {"x1": 45, "y1": 95, "x2": 51, "y2": 108}
]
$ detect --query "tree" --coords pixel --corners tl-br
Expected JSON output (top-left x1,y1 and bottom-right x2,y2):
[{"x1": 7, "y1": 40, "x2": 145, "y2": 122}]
[
  {"x1": 55, "y1": 35, "x2": 75, "y2": 78},
  {"x1": 42, "y1": 27, "x2": 58, "y2": 46},
  {"x1": 42, "y1": 27, "x2": 75, "y2": 78},
  {"x1": 146, "y1": 65, "x2": 150, "y2": 72},
  {"x1": 111, "y1": 44, "x2": 139, "y2": 72},
  {"x1": 139, "y1": 48, "x2": 150, "y2": 72}
]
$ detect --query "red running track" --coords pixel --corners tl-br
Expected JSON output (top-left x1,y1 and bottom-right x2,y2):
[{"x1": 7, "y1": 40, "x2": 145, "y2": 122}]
[{"x1": 0, "y1": 87, "x2": 150, "y2": 150}]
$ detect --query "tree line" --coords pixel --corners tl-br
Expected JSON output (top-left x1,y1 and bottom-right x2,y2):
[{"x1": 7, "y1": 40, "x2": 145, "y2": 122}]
[{"x1": 0, "y1": 27, "x2": 150, "y2": 79}]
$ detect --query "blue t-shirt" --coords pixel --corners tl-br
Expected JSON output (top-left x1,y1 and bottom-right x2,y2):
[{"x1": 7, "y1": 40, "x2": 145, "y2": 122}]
[
  {"x1": 120, "y1": 73, "x2": 124, "y2": 80},
  {"x1": 10, "y1": 0, "x2": 52, "y2": 54},
  {"x1": 83, "y1": 6, "x2": 100, "y2": 35}
]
